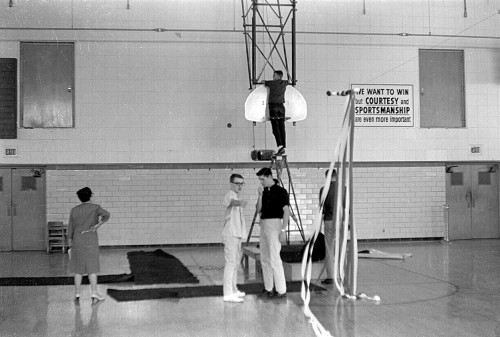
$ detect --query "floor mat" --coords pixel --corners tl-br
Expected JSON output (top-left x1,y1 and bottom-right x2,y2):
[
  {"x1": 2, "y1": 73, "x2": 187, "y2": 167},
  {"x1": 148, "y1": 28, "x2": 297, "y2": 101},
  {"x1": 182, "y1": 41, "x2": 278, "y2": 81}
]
[
  {"x1": 127, "y1": 249, "x2": 199, "y2": 285},
  {"x1": 107, "y1": 281, "x2": 326, "y2": 302},
  {"x1": 0, "y1": 274, "x2": 132, "y2": 286},
  {"x1": 0, "y1": 249, "x2": 198, "y2": 286}
]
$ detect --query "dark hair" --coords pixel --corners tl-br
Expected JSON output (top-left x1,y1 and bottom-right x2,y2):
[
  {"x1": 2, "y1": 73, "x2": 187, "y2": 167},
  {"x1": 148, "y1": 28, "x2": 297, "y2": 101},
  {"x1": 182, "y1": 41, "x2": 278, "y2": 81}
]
[
  {"x1": 274, "y1": 70, "x2": 283, "y2": 78},
  {"x1": 230, "y1": 173, "x2": 244, "y2": 183},
  {"x1": 76, "y1": 187, "x2": 92, "y2": 202},
  {"x1": 256, "y1": 167, "x2": 273, "y2": 177},
  {"x1": 325, "y1": 169, "x2": 337, "y2": 177}
]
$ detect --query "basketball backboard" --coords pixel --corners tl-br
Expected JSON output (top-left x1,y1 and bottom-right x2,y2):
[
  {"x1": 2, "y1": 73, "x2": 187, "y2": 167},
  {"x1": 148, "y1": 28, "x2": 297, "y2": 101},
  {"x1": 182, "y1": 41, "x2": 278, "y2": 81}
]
[{"x1": 245, "y1": 86, "x2": 307, "y2": 123}]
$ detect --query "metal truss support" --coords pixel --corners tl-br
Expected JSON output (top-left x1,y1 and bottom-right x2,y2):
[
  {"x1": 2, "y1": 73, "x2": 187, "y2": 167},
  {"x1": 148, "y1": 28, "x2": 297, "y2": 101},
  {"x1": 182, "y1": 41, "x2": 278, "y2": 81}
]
[{"x1": 241, "y1": 0, "x2": 297, "y2": 89}]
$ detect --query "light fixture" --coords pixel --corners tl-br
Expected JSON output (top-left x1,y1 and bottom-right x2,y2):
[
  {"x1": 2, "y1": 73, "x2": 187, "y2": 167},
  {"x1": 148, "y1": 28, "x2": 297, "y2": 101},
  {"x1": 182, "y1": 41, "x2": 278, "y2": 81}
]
[
  {"x1": 31, "y1": 169, "x2": 45, "y2": 178},
  {"x1": 446, "y1": 166, "x2": 457, "y2": 173}
]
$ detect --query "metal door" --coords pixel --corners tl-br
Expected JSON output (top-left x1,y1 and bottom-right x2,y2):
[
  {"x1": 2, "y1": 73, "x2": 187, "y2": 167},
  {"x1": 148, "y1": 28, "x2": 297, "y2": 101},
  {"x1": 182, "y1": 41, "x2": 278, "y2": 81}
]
[
  {"x1": 419, "y1": 49, "x2": 465, "y2": 128},
  {"x1": 0, "y1": 168, "x2": 46, "y2": 251},
  {"x1": 0, "y1": 168, "x2": 13, "y2": 251},
  {"x1": 446, "y1": 164, "x2": 499, "y2": 240},
  {"x1": 471, "y1": 165, "x2": 499, "y2": 238},
  {"x1": 21, "y1": 42, "x2": 74, "y2": 128}
]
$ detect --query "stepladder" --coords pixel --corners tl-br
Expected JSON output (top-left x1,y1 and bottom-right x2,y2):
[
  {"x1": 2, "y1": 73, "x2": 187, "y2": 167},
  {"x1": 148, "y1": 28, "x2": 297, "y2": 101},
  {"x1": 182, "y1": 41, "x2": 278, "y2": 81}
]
[
  {"x1": 269, "y1": 154, "x2": 305, "y2": 244},
  {"x1": 244, "y1": 154, "x2": 305, "y2": 246}
]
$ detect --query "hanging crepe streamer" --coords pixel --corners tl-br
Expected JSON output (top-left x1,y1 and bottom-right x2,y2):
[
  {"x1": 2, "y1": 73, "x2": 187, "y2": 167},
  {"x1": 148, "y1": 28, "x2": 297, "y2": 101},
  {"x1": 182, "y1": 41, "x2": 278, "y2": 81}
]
[{"x1": 300, "y1": 90, "x2": 358, "y2": 337}]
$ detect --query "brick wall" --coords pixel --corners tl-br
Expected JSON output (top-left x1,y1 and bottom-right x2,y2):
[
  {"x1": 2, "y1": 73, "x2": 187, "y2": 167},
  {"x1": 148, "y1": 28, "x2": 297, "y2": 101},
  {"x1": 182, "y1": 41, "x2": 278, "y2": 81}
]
[
  {"x1": 47, "y1": 163, "x2": 446, "y2": 246},
  {"x1": 354, "y1": 165, "x2": 446, "y2": 239}
]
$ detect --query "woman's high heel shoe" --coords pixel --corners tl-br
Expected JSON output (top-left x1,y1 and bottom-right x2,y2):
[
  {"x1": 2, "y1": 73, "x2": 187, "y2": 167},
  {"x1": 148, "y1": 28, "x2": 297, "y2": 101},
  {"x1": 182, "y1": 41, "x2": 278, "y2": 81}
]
[{"x1": 91, "y1": 293, "x2": 105, "y2": 303}]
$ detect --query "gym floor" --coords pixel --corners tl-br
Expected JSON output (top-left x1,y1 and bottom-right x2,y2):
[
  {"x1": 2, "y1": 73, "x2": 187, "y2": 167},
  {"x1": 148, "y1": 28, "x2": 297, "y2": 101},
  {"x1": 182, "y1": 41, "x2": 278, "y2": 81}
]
[{"x1": 1, "y1": 239, "x2": 499, "y2": 337}]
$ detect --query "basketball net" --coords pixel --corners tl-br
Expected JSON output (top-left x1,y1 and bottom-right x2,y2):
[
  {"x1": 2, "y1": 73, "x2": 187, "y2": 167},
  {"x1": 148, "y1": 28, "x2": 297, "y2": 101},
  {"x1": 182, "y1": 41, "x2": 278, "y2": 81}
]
[{"x1": 301, "y1": 90, "x2": 358, "y2": 337}]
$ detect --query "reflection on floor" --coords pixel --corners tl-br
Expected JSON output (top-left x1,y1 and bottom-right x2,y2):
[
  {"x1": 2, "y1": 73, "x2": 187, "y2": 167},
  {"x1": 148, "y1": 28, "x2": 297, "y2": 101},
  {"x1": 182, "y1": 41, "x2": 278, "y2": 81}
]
[{"x1": 1, "y1": 239, "x2": 500, "y2": 337}]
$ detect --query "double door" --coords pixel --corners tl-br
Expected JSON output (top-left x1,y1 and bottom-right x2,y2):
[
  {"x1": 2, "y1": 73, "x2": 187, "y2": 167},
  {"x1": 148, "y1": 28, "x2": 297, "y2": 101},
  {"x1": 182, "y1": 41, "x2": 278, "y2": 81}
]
[
  {"x1": 446, "y1": 164, "x2": 499, "y2": 240},
  {"x1": 0, "y1": 168, "x2": 46, "y2": 251}
]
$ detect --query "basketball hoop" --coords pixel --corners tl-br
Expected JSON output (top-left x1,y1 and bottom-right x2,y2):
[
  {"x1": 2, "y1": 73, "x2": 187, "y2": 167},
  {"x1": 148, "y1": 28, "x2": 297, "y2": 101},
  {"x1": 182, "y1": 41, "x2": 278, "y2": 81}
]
[{"x1": 245, "y1": 85, "x2": 307, "y2": 123}]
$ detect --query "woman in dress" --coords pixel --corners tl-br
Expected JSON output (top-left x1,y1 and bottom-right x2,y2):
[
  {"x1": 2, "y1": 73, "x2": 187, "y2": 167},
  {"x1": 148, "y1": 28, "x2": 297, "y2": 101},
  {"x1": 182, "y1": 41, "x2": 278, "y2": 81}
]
[{"x1": 67, "y1": 187, "x2": 110, "y2": 302}]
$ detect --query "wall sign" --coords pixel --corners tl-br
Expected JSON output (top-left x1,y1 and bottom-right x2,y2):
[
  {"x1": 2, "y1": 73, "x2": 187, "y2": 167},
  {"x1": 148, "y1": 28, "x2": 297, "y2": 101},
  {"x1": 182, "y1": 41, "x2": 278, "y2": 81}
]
[
  {"x1": 470, "y1": 144, "x2": 482, "y2": 155},
  {"x1": 3, "y1": 146, "x2": 18, "y2": 157},
  {"x1": 351, "y1": 84, "x2": 414, "y2": 127}
]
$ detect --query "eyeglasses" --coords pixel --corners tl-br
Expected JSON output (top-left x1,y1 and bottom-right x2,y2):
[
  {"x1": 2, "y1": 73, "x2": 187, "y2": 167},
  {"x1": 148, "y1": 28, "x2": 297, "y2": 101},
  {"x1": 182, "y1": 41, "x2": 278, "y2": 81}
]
[{"x1": 232, "y1": 182, "x2": 245, "y2": 186}]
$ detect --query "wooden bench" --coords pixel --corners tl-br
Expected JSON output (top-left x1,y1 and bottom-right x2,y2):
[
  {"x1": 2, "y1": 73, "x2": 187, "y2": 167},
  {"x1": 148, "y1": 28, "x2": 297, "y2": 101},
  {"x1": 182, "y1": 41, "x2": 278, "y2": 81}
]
[
  {"x1": 242, "y1": 246, "x2": 262, "y2": 278},
  {"x1": 282, "y1": 260, "x2": 325, "y2": 281},
  {"x1": 242, "y1": 245, "x2": 326, "y2": 281}
]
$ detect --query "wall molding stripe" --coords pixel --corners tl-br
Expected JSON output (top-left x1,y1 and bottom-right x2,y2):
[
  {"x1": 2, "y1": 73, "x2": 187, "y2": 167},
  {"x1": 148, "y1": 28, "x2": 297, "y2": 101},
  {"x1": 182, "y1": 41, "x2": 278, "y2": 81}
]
[{"x1": 2, "y1": 160, "x2": 499, "y2": 171}]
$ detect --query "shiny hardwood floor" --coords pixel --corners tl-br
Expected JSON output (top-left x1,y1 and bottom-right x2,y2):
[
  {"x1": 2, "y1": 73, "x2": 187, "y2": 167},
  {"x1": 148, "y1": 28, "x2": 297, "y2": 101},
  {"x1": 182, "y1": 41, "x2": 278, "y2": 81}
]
[{"x1": 1, "y1": 239, "x2": 499, "y2": 337}]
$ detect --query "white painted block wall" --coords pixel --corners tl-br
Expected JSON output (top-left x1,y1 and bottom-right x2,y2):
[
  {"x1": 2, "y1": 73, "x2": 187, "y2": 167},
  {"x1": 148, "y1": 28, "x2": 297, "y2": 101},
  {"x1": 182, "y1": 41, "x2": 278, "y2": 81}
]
[{"x1": 47, "y1": 165, "x2": 445, "y2": 245}]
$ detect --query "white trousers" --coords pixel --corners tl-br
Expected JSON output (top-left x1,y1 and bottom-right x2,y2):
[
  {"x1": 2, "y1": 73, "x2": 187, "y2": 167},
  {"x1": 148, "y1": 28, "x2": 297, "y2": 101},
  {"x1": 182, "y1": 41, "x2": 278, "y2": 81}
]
[
  {"x1": 222, "y1": 236, "x2": 242, "y2": 297},
  {"x1": 260, "y1": 219, "x2": 287, "y2": 294}
]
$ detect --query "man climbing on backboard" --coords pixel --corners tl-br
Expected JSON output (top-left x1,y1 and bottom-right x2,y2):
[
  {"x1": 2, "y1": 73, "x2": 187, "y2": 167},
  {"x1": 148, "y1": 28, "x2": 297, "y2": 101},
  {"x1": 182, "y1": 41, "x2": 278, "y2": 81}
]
[{"x1": 264, "y1": 70, "x2": 288, "y2": 155}]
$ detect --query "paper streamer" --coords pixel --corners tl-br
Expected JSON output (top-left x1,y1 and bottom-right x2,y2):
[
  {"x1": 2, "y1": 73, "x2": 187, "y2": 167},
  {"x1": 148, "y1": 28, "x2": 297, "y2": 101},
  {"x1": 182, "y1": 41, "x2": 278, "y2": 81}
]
[{"x1": 301, "y1": 90, "x2": 357, "y2": 337}]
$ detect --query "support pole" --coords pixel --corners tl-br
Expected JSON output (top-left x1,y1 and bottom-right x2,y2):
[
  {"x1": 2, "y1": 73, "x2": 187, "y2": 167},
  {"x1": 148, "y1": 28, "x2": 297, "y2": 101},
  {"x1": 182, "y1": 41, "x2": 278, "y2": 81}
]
[
  {"x1": 291, "y1": 1, "x2": 296, "y2": 85},
  {"x1": 347, "y1": 91, "x2": 358, "y2": 295},
  {"x1": 252, "y1": 0, "x2": 257, "y2": 85}
]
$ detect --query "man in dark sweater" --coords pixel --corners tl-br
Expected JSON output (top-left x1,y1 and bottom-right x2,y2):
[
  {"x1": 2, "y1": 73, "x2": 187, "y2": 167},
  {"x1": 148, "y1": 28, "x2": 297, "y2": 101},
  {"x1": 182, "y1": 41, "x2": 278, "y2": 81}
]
[
  {"x1": 264, "y1": 70, "x2": 289, "y2": 155},
  {"x1": 256, "y1": 167, "x2": 289, "y2": 298}
]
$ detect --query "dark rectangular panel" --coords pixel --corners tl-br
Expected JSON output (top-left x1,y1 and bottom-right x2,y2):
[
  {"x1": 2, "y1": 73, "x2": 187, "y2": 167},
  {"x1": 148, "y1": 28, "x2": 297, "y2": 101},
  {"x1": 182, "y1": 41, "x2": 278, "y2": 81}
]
[
  {"x1": 21, "y1": 43, "x2": 74, "y2": 128},
  {"x1": 478, "y1": 172, "x2": 491, "y2": 186},
  {"x1": 21, "y1": 176, "x2": 37, "y2": 191},
  {"x1": 0, "y1": 58, "x2": 17, "y2": 139},
  {"x1": 419, "y1": 50, "x2": 465, "y2": 128},
  {"x1": 451, "y1": 172, "x2": 463, "y2": 186}
]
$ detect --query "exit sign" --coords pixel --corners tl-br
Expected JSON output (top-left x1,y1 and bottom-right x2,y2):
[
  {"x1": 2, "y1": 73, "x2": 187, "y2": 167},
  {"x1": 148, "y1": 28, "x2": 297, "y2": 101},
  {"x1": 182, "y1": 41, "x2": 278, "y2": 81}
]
[
  {"x1": 470, "y1": 145, "x2": 482, "y2": 155},
  {"x1": 4, "y1": 146, "x2": 18, "y2": 157}
]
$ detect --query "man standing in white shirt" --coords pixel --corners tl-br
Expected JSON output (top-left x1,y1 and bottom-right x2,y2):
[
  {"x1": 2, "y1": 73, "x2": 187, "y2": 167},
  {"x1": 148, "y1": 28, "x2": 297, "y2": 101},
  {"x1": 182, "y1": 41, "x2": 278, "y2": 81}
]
[{"x1": 222, "y1": 174, "x2": 248, "y2": 303}]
